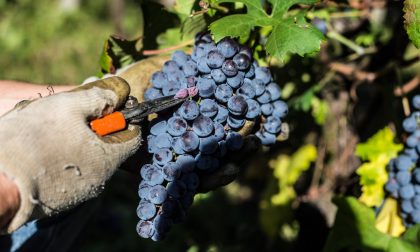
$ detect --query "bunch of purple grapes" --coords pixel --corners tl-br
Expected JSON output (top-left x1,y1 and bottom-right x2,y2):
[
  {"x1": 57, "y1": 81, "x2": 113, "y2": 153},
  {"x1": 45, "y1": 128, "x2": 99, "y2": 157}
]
[
  {"x1": 136, "y1": 33, "x2": 288, "y2": 240},
  {"x1": 385, "y1": 95, "x2": 420, "y2": 227}
]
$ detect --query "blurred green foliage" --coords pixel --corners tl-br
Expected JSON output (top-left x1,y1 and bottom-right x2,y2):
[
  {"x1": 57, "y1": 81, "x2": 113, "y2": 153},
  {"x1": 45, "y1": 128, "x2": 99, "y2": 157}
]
[{"x1": 0, "y1": 0, "x2": 141, "y2": 84}]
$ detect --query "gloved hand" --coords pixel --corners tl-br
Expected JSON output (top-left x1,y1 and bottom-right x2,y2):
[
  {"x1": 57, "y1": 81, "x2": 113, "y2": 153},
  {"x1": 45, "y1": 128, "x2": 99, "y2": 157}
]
[{"x1": 0, "y1": 77, "x2": 141, "y2": 233}]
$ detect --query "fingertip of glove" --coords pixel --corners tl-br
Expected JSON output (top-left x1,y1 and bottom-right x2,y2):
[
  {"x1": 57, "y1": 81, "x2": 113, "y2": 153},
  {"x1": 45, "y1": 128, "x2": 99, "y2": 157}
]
[{"x1": 73, "y1": 76, "x2": 131, "y2": 109}]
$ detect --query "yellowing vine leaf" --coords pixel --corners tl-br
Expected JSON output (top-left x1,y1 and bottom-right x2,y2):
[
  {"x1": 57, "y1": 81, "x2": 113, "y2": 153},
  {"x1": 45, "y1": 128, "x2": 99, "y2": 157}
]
[
  {"x1": 209, "y1": 0, "x2": 324, "y2": 60},
  {"x1": 375, "y1": 198, "x2": 406, "y2": 237},
  {"x1": 355, "y1": 127, "x2": 403, "y2": 207},
  {"x1": 269, "y1": 144, "x2": 317, "y2": 205}
]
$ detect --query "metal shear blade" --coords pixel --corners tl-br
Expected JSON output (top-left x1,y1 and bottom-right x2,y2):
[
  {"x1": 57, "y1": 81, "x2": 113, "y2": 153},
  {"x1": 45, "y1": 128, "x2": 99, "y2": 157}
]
[{"x1": 122, "y1": 95, "x2": 186, "y2": 122}]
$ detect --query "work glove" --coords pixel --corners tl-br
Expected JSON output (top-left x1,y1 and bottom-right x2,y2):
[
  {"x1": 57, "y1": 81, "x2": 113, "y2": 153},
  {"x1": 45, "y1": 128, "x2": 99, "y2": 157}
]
[{"x1": 0, "y1": 77, "x2": 141, "y2": 233}]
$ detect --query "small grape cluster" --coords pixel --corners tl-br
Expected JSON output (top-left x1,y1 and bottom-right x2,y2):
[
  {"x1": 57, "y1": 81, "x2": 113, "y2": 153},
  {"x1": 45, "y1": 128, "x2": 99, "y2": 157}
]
[
  {"x1": 385, "y1": 95, "x2": 420, "y2": 226},
  {"x1": 136, "y1": 33, "x2": 288, "y2": 240}
]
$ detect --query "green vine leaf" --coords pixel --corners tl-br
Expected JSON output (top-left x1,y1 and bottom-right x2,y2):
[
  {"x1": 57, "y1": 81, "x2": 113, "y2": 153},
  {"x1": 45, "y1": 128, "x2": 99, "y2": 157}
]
[
  {"x1": 324, "y1": 197, "x2": 420, "y2": 252},
  {"x1": 98, "y1": 35, "x2": 142, "y2": 76},
  {"x1": 209, "y1": 0, "x2": 324, "y2": 60},
  {"x1": 404, "y1": 0, "x2": 420, "y2": 48}
]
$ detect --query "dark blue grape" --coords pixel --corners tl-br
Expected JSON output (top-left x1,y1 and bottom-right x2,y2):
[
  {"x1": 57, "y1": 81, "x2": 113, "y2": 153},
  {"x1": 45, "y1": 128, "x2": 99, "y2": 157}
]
[
  {"x1": 233, "y1": 53, "x2": 250, "y2": 70},
  {"x1": 172, "y1": 51, "x2": 189, "y2": 66},
  {"x1": 255, "y1": 67, "x2": 271, "y2": 84},
  {"x1": 197, "y1": 56, "x2": 211, "y2": 73},
  {"x1": 256, "y1": 130, "x2": 276, "y2": 145},
  {"x1": 162, "y1": 60, "x2": 181, "y2": 74},
  {"x1": 151, "y1": 71, "x2": 169, "y2": 89},
  {"x1": 199, "y1": 99, "x2": 219, "y2": 117},
  {"x1": 167, "y1": 180, "x2": 187, "y2": 199},
  {"x1": 148, "y1": 185, "x2": 168, "y2": 204},
  {"x1": 195, "y1": 153, "x2": 219, "y2": 171},
  {"x1": 199, "y1": 135, "x2": 219, "y2": 154},
  {"x1": 403, "y1": 116, "x2": 418, "y2": 133},
  {"x1": 153, "y1": 214, "x2": 172, "y2": 234},
  {"x1": 385, "y1": 179, "x2": 398, "y2": 194},
  {"x1": 216, "y1": 37, "x2": 239, "y2": 58},
  {"x1": 239, "y1": 46, "x2": 252, "y2": 58},
  {"x1": 251, "y1": 78, "x2": 265, "y2": 96},
  {"x1": 226, "y1": 71, "x2": 244, "y2": 88},
  {"x1": 162, "y1": 81, "x2": 180, "y2": 96},
  {"x1": 228, "y1": 95, "x2": 248, "y2": 116},
  {"x1": 396, "y1": 171, "x2": 411, "y2": 185},
  {"x1": 245, "y1": 99, "x2": 261, "y2": 119},
  {"x1": 413, "y1": 95, "x2": 420, "y2": 110},
  {"x1": 138, "y1": 180, "x2": 151, "y2": 199},
  {"x1": 412, "y1": 210, "x2": 420, "y2": 223},
  {"x1": 142, "y1": 166, "x2": 164, "y2": 186},
  {"x1": 214, "y1": 105, "x2": 229, "y2": 124},
  {"x1": 214, "y1": 122, "x2": 225, "y2": 141},
  {"x1": 182, "y1": 61, "x2": 198, "y2": 76},
  {"x1": 256, "y1": 90, "x2": 271, "y2": 104},
  {"x1": 162, "y1": 162, "x2": 181, "y2": 181},
  {"x1": 227, "y1": 115, "x2": 245, "y2": 129},
  {"x1": 405, "y1": 148, "x2": 419, "y2": 161},
  {"x1": 406, "y1": 134, "x2": 418, "y2": 148},
  {"x1": 180, "y1": 173, "x2": 200, "y2": 191},
  {"x1": 155, "y1": 133, "x2": 173, "y2": 149},
  {"x1": 193, "y1": 116, "x2": 214, "y2": 137},
  {"x1": 153, "y1": 148, "x2": 173, "y2": 166},
  {"x1": 180, "y1": 131, "x2": 200, "y2": 152},
  {"x1": 167, "y1": 117, "x2": 188, "y2": 137},
  {"x1": 261, "y1": 103, "x2": 273, "y2": 116},
  {"x1": 399, "y1": 184, "x2": 415, "y2": 200},
  {"x1": 413, "y1": 169, "x2": 420, "y2": 183},
  {"x1": 218, "y1": 140, "x2": 227, "y2": 157},
  {"x1": 136, "y1": 220, "x2": 155, "y2": 238},
  {"x1": 266, "y1": 83, "x2": 281, "y2": 100},
  {"x1": 137, "y1": 200, "x2": 157, "y2": 220},
  {"x1": 226, "y1": 131, "x2": 243, "y2": 151},
  {"x1": 179, "y1": 100, "x2": 200, "y2": 121},
  {"x1": 196, "y1": 77, "x2": 216, "y2": 97},
  {"x1": 222, "y1": 60, "x2": 238, "y2": 77},
  {"x1": 264, "y1": 116, "x2": 282, "y2": 134},
  {"x1": 172, "y1": 137, "x2": 186, "y2": 155},
  {"x1": 272, "y1": 100, "x2": 288, "y2": 118},
  {"x1": 150, "y1": 120, "x2": 167, "y2": 135},
  {"x1": 395, "y1": 155, "x2": 414, "y2": 171},
  {"x1": 402, "y1": 200, "x2": 414, "y2": 213},
  {"x1": 206, "y1": 50, "x2": 225, "y2": 68},
  {"x1": 237, "y1": 82, "x2": 256, "y2": 99},
  {"x1": 245, "y1": 64, "x2": 255, "y2": 78},
  {"x1": 176, "y1": 154, "x2": 196, "y2": 173},
  {"x1": 146, "y1": 136, "x2": 157, "y2": 153},
  {"x1": 144, "y1": 88, "x2": 163, "y2": 101},
  {"x1": 215, "y1": 84, "x2": 233, "y2": 103},
  {"x1": 211, "y1": 69, "x2": 227, "y2": 83},
  {"x1": 413, "y1": 196, "x2": 420, "y2": 209}
]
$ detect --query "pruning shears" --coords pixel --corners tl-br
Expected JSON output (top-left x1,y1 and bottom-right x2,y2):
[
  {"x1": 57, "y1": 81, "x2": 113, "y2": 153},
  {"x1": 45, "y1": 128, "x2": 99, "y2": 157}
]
[{"x1": 90, "y1": 95, "x2": 186, "y2": 136}]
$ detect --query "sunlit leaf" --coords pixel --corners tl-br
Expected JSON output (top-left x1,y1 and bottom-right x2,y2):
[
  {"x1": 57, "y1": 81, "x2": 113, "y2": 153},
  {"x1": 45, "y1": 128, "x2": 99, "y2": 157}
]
[
  {"x1": 209, "y1": 0, "x2": 324, "y2": 60},
  {"x1": 355, "y1": 127, "x2": 403, "y2": 207}
]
